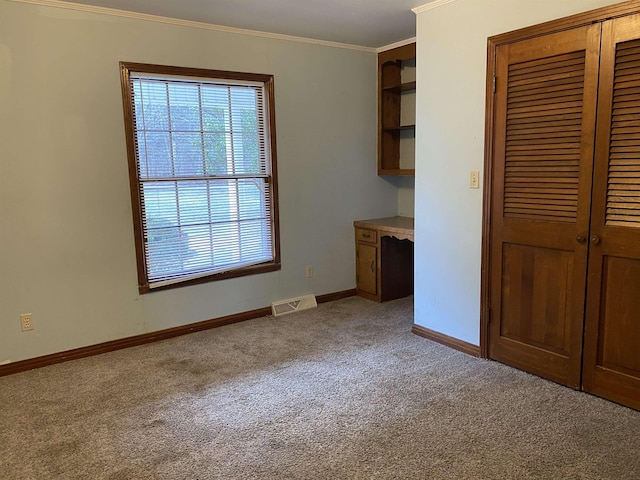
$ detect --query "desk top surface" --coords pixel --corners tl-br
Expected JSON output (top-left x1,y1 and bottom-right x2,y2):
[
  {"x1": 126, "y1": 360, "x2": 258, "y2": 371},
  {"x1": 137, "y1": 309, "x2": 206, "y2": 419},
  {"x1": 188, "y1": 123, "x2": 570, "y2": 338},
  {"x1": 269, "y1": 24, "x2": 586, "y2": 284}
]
[{"x1": 353, "y1": 216, "x2": 414, "y2": 239}]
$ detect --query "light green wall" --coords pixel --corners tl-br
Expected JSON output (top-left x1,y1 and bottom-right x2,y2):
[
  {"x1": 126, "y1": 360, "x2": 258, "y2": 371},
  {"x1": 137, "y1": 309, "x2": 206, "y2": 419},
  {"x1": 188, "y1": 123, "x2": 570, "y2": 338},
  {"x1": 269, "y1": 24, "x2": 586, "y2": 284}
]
[
  {"x1": 390, "y1": 177, "x2": 415, "y2": 218},
  {"x1": 413, "y1": 0, "x2": 621, "y2": 345},
  {"x1": 0, "y1": 0, "x2": 398, "y2": 363},
  {"x1": 397, "y1": 179, "x2": 415, "y2": 217}
]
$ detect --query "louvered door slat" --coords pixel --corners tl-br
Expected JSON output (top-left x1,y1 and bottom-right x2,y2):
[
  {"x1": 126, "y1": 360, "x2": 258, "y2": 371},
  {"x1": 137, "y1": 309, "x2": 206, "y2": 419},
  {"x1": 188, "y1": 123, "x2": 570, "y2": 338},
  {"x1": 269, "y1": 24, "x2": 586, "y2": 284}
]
[
  {"x1": 617, "y1": 59, "x2": 640, "y2": 69},
  {"x1": 505, "y1": 166, "x2": 579, "y2": 174},
  {"x1": 611, "y1": 124, "x2": 640, "y2": 132},
  {"x1": 507, "y1": 147, "x2": 581, "y2": 155},
  {"x1": 509, "y1": 70, "x2": 584, "y2": 88},
  {"x1": 507, "y1": 132, "x2": 585, "y2": 142},
  {"x1": 509, "y1": 54, "x2": 584, "y2": 73},
  {"x1": 507, "y1": 125, "x2": 583, "y2": 136},
  {"x1": 506, "y1": 195, "x2": 578, "y2": 203},
  {"x1": 508, "y1": 94, "x2": 584, "y2": 109},
  {"x1": 507, "y1": 112, "x2": 582, "y2": 126},
  {"x1": 615, "y1": 79, "x2": 640, "y2": 89},
  {"x1": 508, "y1": 101, "x2": 584, "y2": 115},
  {"x1": 505, "y1": 186, "x2": 578, "y2": 193},
  {"x1": 507, "y1": 160, "x2": 579, "y2": 166}
]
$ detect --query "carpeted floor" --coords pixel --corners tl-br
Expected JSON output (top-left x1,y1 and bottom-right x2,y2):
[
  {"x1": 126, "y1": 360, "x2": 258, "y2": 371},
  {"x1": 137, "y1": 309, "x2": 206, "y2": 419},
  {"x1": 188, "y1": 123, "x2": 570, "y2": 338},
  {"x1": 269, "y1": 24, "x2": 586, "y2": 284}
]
[{"x1": 1, "y1": 296, "x2": 639, "y2": 479}]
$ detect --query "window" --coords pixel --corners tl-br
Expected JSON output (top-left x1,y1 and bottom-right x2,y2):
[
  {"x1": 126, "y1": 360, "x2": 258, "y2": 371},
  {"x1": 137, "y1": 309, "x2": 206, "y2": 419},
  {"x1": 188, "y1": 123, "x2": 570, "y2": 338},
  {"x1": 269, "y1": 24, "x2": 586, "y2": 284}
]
[{"x1": 120, "y1": 63, "x2": 280, "y2": 293}]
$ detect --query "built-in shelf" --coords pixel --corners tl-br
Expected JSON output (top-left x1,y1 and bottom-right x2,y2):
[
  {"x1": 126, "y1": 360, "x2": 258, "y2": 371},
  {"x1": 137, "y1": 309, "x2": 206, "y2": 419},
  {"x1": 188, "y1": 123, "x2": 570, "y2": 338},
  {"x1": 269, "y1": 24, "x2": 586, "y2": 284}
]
[{"x1": 378, "y1": 43, "x2": 416, "y2": 176}]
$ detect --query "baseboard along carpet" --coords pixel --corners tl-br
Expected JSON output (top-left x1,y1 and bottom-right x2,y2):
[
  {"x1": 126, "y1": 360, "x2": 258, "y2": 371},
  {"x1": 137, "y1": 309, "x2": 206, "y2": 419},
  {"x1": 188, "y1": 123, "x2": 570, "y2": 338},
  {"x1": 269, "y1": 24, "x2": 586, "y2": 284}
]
[{"x1": 1, "y1": 296, "x2": 639, "y2": 479}]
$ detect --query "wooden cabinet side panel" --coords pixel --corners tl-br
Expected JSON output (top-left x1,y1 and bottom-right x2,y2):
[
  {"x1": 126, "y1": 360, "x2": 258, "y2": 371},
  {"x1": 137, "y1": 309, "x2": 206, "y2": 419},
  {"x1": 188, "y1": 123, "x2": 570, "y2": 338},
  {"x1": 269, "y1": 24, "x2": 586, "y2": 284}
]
[{"x1": 356, "y1": 242, "x2": 378, "y2": 298}]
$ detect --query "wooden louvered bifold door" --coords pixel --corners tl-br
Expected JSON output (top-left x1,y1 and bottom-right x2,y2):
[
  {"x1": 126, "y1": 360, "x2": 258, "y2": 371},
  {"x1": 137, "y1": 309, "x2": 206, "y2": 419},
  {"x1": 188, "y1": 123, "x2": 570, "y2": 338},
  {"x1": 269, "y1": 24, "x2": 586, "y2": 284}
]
[
  {"x1": 489, "y1": 25, "x2": 601, "y2": 388},
  {"x1": 582, "y1": 16, "x2": 640, "y2": 410}
]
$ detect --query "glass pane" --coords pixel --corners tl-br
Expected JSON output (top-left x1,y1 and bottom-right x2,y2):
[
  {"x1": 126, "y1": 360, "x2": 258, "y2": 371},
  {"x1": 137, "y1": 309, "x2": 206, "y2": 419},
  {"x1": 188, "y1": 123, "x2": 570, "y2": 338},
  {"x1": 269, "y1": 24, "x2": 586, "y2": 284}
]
[
  {"x1": 203, "y1": 131, "x2": 230, "y2": 175},
  {"x1": 201, "y1": 86, "x2": 230, "y2": 130},
  {"x1": 234, "y1": 132, "x2": 261, "y2": 174},
  {"x1": 230, "y1": 87, "x2": 257, "y2": 118},
  {"x1": 210, "y1": 180, "x2": 237, "y2": 223},
  {"x1": 201, "y1": 86, "x2": 230, "y2": 176},
  {"x1": 238, "y1": 179, "x2": 265, "y2": 220},
  {"x1": 240, "y1": 219, "x2": 272, "y2": 259},
  {"x1": 181, "y1": 224, "x2": 211, "y2": 272},
  {"x1": 168, "y1": 83, "x2": 201, "y2": 131},
  {"x1": 143, "y1": 182, "x2": 178, "y2": 226},
  {"x1": 212, "y1": 222, "x2": 239, "y2": 267},
  {"x1": 230, "y1": 88, "x2": 261, "y2": 175},
  {"x1": 172, "y1": 132, "x2": 204, "y2": 177},
  {"x1": 144, "y1": 132, "x2": 173, "y2": 178},
  {"x1": 177, "y1": 181, "x2": 210, "y2": 226},
  {"x1": 146, "y1": 224, "x2": 181, "y2": 277},
  {"x1": 136, "y1": 131, "x2": 148, "y2": 178},
  {"x1": 139, "y1": 81, "x2": 169, "y2": 130}
]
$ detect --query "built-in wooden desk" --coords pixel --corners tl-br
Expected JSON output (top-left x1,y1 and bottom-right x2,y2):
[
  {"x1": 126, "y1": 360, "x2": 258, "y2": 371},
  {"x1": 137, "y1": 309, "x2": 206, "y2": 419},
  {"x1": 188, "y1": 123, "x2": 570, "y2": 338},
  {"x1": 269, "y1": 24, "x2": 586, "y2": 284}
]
[{"x1": 353, "y1": 216, "x2": 414, "y2": 302}]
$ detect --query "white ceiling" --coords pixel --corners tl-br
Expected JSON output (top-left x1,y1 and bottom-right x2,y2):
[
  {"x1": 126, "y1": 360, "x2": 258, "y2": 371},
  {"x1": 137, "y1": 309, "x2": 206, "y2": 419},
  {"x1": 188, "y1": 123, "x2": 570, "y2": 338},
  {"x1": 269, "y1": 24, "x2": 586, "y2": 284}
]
[{"x1": 57, "y1": 0, "x2": 431, "y2": 48}]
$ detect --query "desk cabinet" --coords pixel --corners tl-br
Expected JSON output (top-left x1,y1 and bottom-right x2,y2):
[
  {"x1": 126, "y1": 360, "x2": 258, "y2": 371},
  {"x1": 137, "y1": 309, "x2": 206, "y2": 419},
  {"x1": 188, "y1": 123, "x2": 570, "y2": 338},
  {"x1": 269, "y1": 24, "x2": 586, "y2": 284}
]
[
  {"x1": 354, "y1": 217, "x2": 414, "y2": 302},
  {"x1": 355, "y1": 228, "x2": 378, "y2": 297}
]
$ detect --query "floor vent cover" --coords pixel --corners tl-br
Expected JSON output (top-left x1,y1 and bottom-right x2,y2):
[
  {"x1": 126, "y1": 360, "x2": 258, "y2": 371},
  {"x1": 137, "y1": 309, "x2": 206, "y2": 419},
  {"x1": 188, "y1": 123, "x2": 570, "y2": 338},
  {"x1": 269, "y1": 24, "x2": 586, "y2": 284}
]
[{"x1": 271, "y1": 294, "x2": 317, "y2": 317}]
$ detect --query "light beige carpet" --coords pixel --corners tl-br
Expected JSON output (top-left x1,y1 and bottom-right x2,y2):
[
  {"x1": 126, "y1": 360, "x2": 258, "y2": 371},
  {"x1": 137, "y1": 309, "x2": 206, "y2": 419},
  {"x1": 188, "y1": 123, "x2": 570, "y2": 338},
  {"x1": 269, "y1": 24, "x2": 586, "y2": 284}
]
[{"x1": 1, "y1": 296, "x2": 639, "y2": 479}]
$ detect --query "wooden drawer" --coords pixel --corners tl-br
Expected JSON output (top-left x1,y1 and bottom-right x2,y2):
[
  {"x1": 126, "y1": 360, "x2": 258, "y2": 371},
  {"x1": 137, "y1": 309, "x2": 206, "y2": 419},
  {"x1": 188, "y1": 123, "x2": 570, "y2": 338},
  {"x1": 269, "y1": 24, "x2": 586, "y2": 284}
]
[{"x1": 355, "y1": 228, "x2": 377, "y2": 244}]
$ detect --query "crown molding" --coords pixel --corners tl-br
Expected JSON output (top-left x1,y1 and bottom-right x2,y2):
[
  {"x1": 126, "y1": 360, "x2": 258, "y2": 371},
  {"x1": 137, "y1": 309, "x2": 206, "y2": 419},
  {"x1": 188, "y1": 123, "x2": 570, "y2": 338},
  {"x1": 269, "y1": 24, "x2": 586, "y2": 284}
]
[
  {"x1": 412, "y1": 0, "x2": 457, "y2": 15},
  {"x1": 8, "y1": 0, "x2": 377, "y2": 53},
  {"x1": 377, "y1": 37, "x2": 416, "y2": 54}
]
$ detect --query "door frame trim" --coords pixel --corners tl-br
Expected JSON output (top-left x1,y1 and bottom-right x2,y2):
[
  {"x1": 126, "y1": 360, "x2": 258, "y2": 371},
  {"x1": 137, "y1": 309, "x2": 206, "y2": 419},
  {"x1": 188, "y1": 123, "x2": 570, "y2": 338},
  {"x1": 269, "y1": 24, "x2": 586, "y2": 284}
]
[{"x1": 480, "y1": 0, "x2": 640, "y2": 359}]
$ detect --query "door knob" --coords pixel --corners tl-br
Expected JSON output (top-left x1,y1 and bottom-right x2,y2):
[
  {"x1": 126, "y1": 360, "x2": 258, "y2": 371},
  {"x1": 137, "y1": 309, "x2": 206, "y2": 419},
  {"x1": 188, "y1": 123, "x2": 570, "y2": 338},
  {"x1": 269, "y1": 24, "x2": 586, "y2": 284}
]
[
  {"x1": 591, "y1": 234, "x2": 601, "y2": 245},
  {"x1": 576, "y1": 234, "x2": 587, "y2": 244}
]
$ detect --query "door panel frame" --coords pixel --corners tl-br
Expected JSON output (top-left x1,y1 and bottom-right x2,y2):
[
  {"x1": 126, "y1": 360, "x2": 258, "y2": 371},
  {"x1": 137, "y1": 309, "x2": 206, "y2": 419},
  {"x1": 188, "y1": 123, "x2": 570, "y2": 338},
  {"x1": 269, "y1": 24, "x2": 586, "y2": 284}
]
[
  {"x1": 581, "y1": 14, "x2": 640, "y2": 411},
  {"x1": 487, "y1": 23, "x2": 600, "y2": 388}
]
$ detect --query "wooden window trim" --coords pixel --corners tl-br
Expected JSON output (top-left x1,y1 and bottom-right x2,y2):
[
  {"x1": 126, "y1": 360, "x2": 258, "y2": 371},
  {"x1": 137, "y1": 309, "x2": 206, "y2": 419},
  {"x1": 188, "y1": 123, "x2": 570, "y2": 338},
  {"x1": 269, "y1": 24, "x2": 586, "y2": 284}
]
[{"x1": 120, "y1": 62, "x2": 281, "y2": 294}]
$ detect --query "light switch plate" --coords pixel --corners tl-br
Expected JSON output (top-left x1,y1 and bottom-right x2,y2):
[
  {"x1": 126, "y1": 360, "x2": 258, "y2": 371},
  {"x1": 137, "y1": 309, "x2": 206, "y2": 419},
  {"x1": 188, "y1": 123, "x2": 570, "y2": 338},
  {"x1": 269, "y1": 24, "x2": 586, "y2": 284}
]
[{"x1": 470, "y1": 170, "x2": 480, "y2": 189}]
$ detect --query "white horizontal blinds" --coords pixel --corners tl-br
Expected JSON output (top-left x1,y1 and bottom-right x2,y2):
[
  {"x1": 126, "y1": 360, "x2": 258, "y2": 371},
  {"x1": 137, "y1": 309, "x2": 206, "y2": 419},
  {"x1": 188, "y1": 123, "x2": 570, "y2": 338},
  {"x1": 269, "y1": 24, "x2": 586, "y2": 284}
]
[
  {"x1": 503, "y1": 51, "x2": 585, "y2": 223},
  {"x1": 606, "y1": 39, "x2": 640, "y2": 228},
  {"x1": 130, "y1": 74, "x2": 273, "y2": 286}
]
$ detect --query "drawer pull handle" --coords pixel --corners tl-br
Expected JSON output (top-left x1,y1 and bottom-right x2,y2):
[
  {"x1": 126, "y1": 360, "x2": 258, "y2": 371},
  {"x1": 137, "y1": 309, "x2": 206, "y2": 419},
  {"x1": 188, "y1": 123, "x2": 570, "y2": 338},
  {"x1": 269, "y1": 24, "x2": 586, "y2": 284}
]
[
  {"x1": 370, "y1": 260, "x2": 375, "y2": 273},
  {"x1": 363, "y1": 233, "x2": 371, "y2": 238}
]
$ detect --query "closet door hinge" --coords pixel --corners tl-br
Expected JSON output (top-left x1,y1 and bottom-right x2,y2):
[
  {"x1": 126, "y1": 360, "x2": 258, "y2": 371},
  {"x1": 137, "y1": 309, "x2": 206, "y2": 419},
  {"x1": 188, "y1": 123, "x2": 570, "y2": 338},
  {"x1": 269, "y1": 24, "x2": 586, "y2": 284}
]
[{"x1": 493, "y1": 75, "x2": 496, "y2": 94}]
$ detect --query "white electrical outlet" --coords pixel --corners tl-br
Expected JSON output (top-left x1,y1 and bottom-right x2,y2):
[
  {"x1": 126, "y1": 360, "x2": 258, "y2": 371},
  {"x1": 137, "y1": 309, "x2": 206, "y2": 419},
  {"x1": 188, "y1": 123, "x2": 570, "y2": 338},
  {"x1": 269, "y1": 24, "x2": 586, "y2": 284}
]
[
  {"x1": 305, "y1": 265, "x2": 313, "y2": 278},
  {"x1": 20, "y1": 313, "x2": 33, "y2": 331}
]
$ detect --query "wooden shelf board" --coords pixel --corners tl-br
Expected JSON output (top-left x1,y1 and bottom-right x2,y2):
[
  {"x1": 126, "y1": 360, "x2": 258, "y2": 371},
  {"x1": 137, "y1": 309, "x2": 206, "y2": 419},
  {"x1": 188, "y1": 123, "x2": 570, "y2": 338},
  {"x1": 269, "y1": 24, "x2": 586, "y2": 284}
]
[
  {"x1": 382, "y1": 81, "x2": 417, "y2": 93},
  {"x1": 382, "y1": 125, "x2": 416, "y2": 132},
  {"x1": 378, "y1": 168, "x2": 415, "y2": 176}
]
